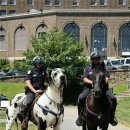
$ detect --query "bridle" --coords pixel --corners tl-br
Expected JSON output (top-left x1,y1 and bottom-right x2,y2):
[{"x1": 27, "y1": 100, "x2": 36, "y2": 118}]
[{"x1": 36, "y1": 92, "x2": 64, "y2": 127}]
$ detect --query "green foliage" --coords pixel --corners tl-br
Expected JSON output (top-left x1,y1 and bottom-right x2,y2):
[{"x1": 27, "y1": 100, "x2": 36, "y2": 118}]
[
  {"x1": 23, "y1": 28, "x2": 89, "y2": 104},
  {"x1": 24, "y1": 28, "x2": 88, "y2": 80},
  {"x1": 0, "y1": 58, "x2": 11, "y2": 72},
  {"x1": 0, "y1": 82, "x2": 24, "y2": 100},
  {"x1": 14, "y1": 60, "x2": 31, "y2": 72},
  {"x1": 116, "y1": 97, "x2": 130, "y2": 127},
  {"x1": 113, "y1": 83, "x2": 127, "y2": 95}
]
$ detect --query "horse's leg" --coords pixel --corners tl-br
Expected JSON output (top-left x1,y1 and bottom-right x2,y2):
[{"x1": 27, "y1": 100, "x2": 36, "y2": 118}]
[
  {"x1": 6, "y1": 105, "x2": 18, "y2": 130},
  {"x1": 101, "y1": 123, "x2": 109, "y2": 130},
  {"x1": 37, "y1": 121, "x2": 47, "y2": 130},
  {"x1": 21, "y1": 127, "x2": 28, "y2": 130},
  {"x1": 82, "y1": 121, "x2": 87, "y2": 130},
  {"x1": 87, "y1": 125, "x2": 97, "y2": 130},
  {"x1": 38, "y1": 126, "x2": 47, "y2": 130},
  {"x1": 53, "y1": 123, "x2": 61, "y2": 130}
]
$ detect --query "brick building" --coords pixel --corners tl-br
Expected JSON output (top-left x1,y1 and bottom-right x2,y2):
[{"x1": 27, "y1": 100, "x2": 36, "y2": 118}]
[{"x1": 0, "y1": 0, "x2": 130, "y2": 61}]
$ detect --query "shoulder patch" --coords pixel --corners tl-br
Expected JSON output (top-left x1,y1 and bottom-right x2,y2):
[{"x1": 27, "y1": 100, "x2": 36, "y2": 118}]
[{"x1": 27, "y1": 70, "x2": 31, "y2": 74}]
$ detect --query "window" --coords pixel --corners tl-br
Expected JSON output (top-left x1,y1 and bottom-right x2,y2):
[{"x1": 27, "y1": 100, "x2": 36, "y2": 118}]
[
  {"x1": 15, "y1": 27, "x2": 27, "y2": 50},
  {"x1": 0, "y1": 29, "x2": 6, "y2": 51},
  {"x1": 0, "y1": 0, "x2": 7, "y2": 5},
  {"x1": 91, "y1": 23, "x2": 107, "y2": 59},
  {"x1": 0, "y1": 35, "x2": 5, "y2": 41},
  {"x1": 119, "y1": 0, "x2": 126, "y2": 5},
  {"x1": 27, "y1": 0, "x2": 34, "y2": 5},
  {"x1": 54, "y1": 0, "x2": 61, "y2": 5},
  {"x1": 0, "y1": 10, "x2": 6, "y2": 16},
  {"x1": 9, "y1": 0, "x2": 16, "y2": 5},
  {"x1": 72, "y1": 0, "x2": 79, "y2": 6},
  {"x1": 64, "y1": 23, "x2": 80, "y2": 43},
  {"x1": 100, "y1": 0, "x2": 107, "y2": 5},
  {"x1": 91, "y1": 0, "x2": 97, "y2": 5},
  {"x1": 9, "y1": 10, "x2": 16, "y2": 14},
  {"x1": 36, "y1": 24, "x2": 48, "y2": 38},
  {"x1": 45, "y1": 0, "x2": 51, "y2": 6},
  {"x1": 119, "y1": 23, "x2": 130, "y2": 56}
]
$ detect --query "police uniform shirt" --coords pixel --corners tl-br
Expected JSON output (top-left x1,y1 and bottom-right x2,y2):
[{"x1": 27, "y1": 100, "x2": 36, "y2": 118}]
[
  {"x1": 83, "y1": 64, "x2": 110, "y2": 89},
  {"x1": 26, "y1": 68, "x2": 47, "y2": 90},
  {"x1": 83, "y1": 65, "x2": 93, "y2": 88}
]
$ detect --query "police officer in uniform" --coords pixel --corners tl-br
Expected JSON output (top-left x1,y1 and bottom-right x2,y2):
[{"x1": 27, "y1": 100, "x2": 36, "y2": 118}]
[
  {"x1": 76, "y1": 51, "x2": 118, "y2": 126},
  {"x1": 21, "y1": 56, "x2": 47, "y2": 129}
]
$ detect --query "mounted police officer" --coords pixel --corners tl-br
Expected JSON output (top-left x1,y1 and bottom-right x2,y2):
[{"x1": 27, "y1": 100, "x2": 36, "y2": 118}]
[
  {"x1": 21, "y1": 56, "x2": 47, "y2": 129},
  {"x1": 76, "y1": 51, "x2": 118, "y2": 126}
]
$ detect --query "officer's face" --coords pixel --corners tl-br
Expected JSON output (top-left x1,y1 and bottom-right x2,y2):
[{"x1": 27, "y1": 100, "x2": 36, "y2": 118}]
[
  {"x1": 36, "y1": 63, "x2": 43, "y2": 68},
  {"x1": 93, "y1": 58, "x2": 100, "y2": 64}
]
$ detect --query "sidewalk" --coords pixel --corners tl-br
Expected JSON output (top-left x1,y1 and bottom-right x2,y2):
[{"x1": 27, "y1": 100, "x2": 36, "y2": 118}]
[{"x1": 58, "y1": 106, "x2": 130, "y2": 130}]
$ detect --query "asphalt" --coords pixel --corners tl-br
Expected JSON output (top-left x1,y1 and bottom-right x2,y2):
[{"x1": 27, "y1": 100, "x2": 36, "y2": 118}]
[
  {"x1": 1, "y1": 106, "x2": 130, "y2": 130},
  {"x1": 47, "y1": 106, "x2": 130, "y2": 130}
]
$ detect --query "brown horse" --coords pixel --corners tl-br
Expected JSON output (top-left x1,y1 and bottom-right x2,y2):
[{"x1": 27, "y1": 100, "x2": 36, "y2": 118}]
[{"x1": 82, "y1": 67, "x2": 111, "y2": 130}]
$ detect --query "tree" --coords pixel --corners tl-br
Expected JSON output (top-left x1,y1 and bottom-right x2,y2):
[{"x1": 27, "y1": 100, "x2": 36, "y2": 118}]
[
  {"x1": 0, "y1": 58, "x2": 11, "y2": 72},
  {"x1": 24, "y1": 28, "x2": 87, "y2": 80},
  {"x1": 24, "y1": 28, "x2": 89, "y2": 104}
]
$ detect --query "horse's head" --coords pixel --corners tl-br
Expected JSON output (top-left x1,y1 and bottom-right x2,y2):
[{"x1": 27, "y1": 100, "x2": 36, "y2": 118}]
[
  {"x1": 92, "y1": 67, "x2": 106, "y2": 98},
  {"x1": 47, "y1": 68, "x2": 67, "y2": 88}
]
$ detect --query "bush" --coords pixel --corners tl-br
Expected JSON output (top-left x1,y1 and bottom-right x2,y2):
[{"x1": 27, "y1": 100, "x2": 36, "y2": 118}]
[{"x1": 0, "y1": 58, "x2": 11, "y2": 72}]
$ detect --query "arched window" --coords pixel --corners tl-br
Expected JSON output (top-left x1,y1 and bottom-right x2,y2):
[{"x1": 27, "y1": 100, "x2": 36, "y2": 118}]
[
  {"x1": 91, "y1": 0, "x2": 97, "y2": 5},
  {"x1": 55, "y1": 0, "x2": 61, "y2": 5},
  {"x1": 64, "y1": 22, "x2": 80, "y2": 43},
  {"x1": 119, "y1": 23, "x2": 130, "y2": 56},
  {"x1": 100, "y1": 0, "x2": 107, "y2": 5},
  {"x1": 0, "y1": 27, "x2": 6, "y2": 51},
  {"x1": 15, "y1": 26, "x2": 27, "y2": 50},
  {"x1": 45, "y1": 0, "x2": 51, "y2": 5},
  {"x1": 36, "y1": 24, "x2": 48, "y2": 38},
  {"x1": 91, "y1": 23, "x2": 107, "y2": 59},
  {"x1": 119, "y1": 0, "x2": 126, "y2": 5}
]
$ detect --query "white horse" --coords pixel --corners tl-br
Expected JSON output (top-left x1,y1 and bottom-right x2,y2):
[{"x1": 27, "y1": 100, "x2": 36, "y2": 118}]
[{"x1": 6, "y1": 68, "x2": 67, "y2": 130}]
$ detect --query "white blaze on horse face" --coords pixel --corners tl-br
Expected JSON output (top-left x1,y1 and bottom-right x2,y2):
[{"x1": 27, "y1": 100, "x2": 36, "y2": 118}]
[{"x1": 51, "y1": 68, "x2": 67, "y2": 87}]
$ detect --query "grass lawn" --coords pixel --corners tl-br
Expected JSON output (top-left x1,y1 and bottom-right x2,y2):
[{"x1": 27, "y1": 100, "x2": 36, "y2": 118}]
[
  {"x1": 0, "y1": 82, "x2": 130, "y2": 129},
  {"x1": 0, "y1": 82, "x2": 24, "y2": 100},
  {"x1": 112, "y1": 82, "x2": 128, "y2": 95},
  {"x1": 0, "y1": 122, "x2": 37, "y2": 130},
  {"x1": 116, "y1": 97, "x2": 130, "y2": 127}
]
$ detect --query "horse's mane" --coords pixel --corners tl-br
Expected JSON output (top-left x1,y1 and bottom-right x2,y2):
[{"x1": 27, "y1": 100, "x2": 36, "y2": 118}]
[{"x1": 92, "y1": 67, "x2": 106, "y2": 88}]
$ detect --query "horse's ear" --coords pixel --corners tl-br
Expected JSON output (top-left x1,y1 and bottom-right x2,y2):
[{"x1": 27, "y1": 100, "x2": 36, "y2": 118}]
[
  {"x1": 63, "y1": 69, "x2": 67, "y2": 76},
  {"x1": 46, "y1": 68, "x2": 52, "y2": 85},
  {"x1": 46, "y1": 68, "x2": 52, "y2": 76}
]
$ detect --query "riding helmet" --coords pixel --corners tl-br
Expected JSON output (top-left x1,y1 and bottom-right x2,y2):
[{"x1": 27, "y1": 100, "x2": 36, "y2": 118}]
[
  {"x1": 32, "y1": 56, "x2": 43, "y2": 66},
  {"x1": 90, "y1": 51, "x2": 101, "y2": 60}
]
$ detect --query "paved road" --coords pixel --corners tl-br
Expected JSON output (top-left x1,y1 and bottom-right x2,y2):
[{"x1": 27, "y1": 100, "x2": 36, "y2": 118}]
[
  {"x1": 48, "y1": 106, "x2": 130, "y2": 130},
  {"x1": 1, "y1": 106, "x2": 130, "y2": 130}
]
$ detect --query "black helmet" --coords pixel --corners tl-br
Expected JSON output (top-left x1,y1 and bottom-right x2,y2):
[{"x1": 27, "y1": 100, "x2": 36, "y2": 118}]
[
  {"x1": 90, "y1": 51, "x2": 101, "y2": 60},
  {"x1": 32, "y1": 56, "x2": 43, "y2": 66}
]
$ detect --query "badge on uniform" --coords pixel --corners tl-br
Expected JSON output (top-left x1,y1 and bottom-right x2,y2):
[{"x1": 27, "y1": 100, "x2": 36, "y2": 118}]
[{"x1": 27, "y1": 70, "x2": 31, "y2": 74}]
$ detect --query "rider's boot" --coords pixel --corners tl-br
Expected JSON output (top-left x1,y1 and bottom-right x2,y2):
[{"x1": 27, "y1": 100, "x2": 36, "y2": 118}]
[
  {"x1": 21, "y1": 106, "x2": 29, "y2": 129},
  {"x1": 76, "y1": 103, "x2": 83, "y2": 126},
  {"x1": 109, "y1": 103, "x2": 118, "y2": 126}
]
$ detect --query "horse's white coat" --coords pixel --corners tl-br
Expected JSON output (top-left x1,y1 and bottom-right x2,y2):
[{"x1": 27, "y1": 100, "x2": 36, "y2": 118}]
[{"x1": 6, "y1": 68, "x2": 67, "y2": 130}]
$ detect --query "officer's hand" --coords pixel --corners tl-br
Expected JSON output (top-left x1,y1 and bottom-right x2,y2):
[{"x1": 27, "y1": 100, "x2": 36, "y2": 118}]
[
  {"x1": 105, "y1": 77, "x2": 109, "y2": 84},
  {"x1": 35, "y1": 90, "x2": 43, "y2": 94}
]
